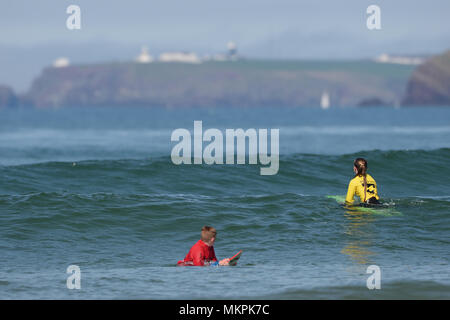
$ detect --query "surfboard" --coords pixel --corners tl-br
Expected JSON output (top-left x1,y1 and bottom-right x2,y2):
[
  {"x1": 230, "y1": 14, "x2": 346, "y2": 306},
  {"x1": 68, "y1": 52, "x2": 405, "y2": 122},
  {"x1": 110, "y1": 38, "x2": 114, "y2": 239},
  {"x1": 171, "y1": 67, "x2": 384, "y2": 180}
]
[
  {"x1": 228, "y1": 250, "x2": 243, "y2": 266},
  {"x1": 327, "y1": 195, "x2": 401, "y2": 216}
]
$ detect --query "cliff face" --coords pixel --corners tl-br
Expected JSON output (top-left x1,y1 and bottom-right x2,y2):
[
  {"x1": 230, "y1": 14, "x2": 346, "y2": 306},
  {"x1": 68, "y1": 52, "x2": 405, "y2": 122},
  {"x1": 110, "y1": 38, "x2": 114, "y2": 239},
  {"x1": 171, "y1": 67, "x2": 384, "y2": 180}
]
[
  {"x1": 26, "y1": 60, "x2": 414, "y2": 108},
  {"x1": 402, "y1": 50, "x2": 450, "y2": 106},
  {"x1": 0, "y1": 85, "x2": 18, "y2": 108}
]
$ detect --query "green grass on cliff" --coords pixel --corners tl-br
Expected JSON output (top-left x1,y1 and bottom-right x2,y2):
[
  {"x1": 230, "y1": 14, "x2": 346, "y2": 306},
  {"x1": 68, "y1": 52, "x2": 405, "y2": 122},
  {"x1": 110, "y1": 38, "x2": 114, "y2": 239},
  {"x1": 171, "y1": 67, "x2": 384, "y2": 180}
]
[{"x1": 30, "y1": 59, "x2": 416, "y2": 108}]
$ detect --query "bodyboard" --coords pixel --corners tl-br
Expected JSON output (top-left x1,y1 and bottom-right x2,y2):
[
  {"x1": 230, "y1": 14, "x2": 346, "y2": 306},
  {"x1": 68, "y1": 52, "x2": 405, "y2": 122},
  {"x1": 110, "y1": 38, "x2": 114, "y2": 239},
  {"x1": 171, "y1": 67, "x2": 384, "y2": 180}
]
[
  {"x1": 228, "y1": 250, "x2": 243, "y2": 266},
  {"x1": 327, "y1": 195, "x2": 401, "y2": 216}
]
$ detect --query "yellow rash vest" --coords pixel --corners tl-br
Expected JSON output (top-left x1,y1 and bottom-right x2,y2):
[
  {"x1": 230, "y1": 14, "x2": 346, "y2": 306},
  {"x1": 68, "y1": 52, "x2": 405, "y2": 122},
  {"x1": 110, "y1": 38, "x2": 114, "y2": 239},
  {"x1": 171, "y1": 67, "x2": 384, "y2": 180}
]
[{"x1": 345, "y1": 173, "x2": 380, "y2": 204}]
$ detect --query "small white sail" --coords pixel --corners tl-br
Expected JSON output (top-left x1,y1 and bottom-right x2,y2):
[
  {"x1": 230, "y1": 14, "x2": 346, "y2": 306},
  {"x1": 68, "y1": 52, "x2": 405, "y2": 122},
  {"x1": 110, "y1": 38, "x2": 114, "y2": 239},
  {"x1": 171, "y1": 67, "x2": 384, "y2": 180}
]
[{"x1": 320, "y1": 91, "x2": 330, "y2": 109}]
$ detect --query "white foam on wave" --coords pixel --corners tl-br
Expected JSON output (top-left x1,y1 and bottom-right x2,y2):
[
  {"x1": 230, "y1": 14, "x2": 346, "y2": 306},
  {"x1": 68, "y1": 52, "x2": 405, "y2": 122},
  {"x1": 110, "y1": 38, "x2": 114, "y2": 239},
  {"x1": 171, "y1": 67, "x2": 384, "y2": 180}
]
[
  {"x1": 280, "y1": 125, "x2": 450, "y2": 135},
  {"x1": 0, "y1": 128, "x2": 172, "y2": 148}
]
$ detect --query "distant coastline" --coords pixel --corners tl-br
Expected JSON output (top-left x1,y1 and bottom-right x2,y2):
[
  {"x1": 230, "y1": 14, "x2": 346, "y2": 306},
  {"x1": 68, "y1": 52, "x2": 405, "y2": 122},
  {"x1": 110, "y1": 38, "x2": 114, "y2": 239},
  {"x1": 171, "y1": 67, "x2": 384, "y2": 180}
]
[{"x1": 1, "y1": 51, "x2": 449, "y2": 108}]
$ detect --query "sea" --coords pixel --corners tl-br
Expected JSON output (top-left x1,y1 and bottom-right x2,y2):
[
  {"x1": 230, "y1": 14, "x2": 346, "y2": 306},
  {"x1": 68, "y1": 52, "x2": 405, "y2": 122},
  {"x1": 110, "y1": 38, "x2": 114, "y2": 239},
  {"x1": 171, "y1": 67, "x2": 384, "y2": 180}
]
[{"x1": 0, "y1": 106, "x2": 449, "y2": 299}]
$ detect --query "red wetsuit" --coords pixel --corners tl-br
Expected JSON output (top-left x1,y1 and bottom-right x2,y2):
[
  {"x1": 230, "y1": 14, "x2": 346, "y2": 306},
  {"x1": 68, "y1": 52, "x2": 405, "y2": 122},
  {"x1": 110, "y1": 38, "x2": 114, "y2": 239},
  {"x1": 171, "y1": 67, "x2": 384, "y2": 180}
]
[{"x1": 177, "y1": 240, "x2": 218, "y2": 266}]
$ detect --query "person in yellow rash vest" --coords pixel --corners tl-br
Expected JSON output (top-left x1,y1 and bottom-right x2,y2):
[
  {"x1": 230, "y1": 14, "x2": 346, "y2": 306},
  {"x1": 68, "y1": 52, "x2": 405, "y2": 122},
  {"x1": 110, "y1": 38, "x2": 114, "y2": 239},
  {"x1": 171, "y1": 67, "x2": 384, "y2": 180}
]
[{"x1": 345, "y1": 158, "x2": 380, "y2": 205}]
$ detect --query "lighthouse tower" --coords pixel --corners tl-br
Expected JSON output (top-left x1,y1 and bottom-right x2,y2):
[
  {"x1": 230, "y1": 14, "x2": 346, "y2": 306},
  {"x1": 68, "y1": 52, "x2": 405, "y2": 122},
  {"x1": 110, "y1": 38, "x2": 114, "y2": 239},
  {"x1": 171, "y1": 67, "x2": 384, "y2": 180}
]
[
  {"x1": 227, "y1": 41, "x2": 238, "y2": 60},
  {"x1": 136, "y1": 46, "x2": 154, "y2": 63}
]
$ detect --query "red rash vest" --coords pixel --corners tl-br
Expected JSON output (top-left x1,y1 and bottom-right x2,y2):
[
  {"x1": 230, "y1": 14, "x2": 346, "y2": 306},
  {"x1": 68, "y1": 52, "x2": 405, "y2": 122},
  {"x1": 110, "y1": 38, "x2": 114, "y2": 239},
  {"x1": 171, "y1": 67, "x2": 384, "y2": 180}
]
[{"x1": 177, "y1": 240, "x2": 218, "y2": 266}]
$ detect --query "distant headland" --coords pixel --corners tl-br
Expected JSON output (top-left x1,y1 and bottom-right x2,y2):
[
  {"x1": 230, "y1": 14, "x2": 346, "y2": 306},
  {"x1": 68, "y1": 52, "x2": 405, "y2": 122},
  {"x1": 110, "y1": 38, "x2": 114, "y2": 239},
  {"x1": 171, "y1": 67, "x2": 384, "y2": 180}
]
[
  {"x1": 1, "y1": 49, "x2": 449, "y2": 109},
  {"x1": 402, "y1": 50, "x2": 450, "y2": 106}
]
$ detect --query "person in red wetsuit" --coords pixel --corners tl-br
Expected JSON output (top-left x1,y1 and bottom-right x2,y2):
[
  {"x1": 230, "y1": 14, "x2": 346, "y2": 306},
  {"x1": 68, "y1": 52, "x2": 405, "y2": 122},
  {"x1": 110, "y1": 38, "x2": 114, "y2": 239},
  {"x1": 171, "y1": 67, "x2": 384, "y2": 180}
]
[{"x1": 177, "y1": 226, "x2": 230, "y2": 266}]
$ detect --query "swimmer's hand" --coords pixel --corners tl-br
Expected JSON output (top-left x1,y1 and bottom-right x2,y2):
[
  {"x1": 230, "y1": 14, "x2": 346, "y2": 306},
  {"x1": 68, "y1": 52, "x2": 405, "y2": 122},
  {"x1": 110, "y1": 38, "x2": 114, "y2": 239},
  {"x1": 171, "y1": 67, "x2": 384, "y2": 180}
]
[{"x1": 219, "y1": 258, "x2": 230, "y2": 266}]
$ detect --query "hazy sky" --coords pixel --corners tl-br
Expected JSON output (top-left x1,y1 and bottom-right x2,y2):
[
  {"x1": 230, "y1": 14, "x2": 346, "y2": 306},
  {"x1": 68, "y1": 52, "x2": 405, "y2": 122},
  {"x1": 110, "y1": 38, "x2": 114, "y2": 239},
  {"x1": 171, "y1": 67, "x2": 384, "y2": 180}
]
[
  {"x1": 1, "y1": 0, "x2": 449, "y2": 48},
  {"x1": 1, "y1": 0, "x2": 449, "y2": 91}
]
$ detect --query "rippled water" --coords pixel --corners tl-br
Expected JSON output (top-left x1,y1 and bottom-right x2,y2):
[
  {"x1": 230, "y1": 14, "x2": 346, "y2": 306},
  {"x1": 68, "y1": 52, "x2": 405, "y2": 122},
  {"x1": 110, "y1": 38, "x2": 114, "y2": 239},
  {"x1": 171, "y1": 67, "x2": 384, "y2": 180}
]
[{"x1": 0, "y1": 106, "x2": 449, "y2": 299}]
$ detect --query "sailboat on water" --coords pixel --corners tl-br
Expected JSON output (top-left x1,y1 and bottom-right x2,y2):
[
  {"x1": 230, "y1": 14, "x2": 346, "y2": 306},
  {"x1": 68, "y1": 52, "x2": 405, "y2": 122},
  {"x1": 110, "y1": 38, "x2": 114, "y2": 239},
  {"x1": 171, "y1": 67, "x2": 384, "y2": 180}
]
[{"x1": 320, "y1": 91, "x2": 330, "y2": 109}]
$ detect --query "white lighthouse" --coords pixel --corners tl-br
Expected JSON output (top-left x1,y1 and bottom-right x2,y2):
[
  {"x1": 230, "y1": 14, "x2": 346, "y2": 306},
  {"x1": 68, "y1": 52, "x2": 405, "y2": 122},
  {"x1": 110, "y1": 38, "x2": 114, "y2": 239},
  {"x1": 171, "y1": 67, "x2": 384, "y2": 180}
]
[
  {"x1": 227, "y1": 41, "x2": 238, "y2": 60},
  {"x1": 136, "y1": 46, "x2": 154, "y2": 63}
]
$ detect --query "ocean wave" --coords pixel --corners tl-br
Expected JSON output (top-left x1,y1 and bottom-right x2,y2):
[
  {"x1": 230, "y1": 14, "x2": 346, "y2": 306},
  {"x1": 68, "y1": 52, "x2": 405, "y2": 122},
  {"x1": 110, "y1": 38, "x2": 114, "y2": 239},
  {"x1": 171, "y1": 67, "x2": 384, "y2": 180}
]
[
  {"x1": 257, "y1": 280, "x2": 450, "y2": 299},
  {"x1": 1, "y1": 148, "x2": 449, "y2": 197},
  {"x1": 280, "y1": 125, "x2": 450, "y2": 135}
]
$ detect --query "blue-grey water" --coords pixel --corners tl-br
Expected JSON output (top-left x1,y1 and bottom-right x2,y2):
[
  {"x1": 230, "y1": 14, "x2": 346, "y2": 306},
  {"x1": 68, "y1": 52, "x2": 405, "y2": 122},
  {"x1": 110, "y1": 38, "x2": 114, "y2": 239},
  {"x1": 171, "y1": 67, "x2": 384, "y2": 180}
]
[{"x1": 0, "y1": 106, "x2": 449, "y2": 299}]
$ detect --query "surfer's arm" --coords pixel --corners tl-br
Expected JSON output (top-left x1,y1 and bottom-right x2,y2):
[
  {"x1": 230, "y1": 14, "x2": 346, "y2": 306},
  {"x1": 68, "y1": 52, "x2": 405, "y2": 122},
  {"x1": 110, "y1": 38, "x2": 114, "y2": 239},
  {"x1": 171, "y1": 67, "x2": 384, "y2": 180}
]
[
  {"x1": 210, "y1": 247, "x2": 229, "y2": 265},
  {"x1": 345, "y1": 180, "x2": 356, "y2": 204},
  {"x1": 209, "y1": 247, "x2": 229, "y2": 265},
  {"x1": 210, "y1": 247, "x2": 218, "y2": 262},
  {"x1": 373, "y1": 181, "x2": 380, "y2": 200}
]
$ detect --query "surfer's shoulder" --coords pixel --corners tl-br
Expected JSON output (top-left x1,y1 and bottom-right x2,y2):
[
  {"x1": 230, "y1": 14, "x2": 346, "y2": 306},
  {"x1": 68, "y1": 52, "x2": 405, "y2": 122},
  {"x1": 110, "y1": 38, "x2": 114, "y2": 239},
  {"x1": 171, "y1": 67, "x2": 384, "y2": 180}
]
[{"x1": 349, "y1": 176, "x2": 359, "y2": 184}]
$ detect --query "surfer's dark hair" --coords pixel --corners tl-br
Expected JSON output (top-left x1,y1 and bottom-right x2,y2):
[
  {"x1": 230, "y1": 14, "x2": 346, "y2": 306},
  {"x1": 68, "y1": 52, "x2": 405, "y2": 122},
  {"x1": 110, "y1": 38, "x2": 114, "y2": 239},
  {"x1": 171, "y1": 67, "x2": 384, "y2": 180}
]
[
  {"x1": 201, "y1": 226, "x2": 217, "y2": 242},
  {"x1": 354, "y1": 158, "x2": 368, "y2": 202}
]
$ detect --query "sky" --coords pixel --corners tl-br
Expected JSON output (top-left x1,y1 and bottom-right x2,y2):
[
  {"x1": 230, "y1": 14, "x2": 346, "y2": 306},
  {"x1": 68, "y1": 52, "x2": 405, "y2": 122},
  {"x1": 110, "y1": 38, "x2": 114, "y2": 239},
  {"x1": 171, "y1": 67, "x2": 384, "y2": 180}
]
[{"x1": 1, "y1": 0, "x2": 449, "y2": 91}]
